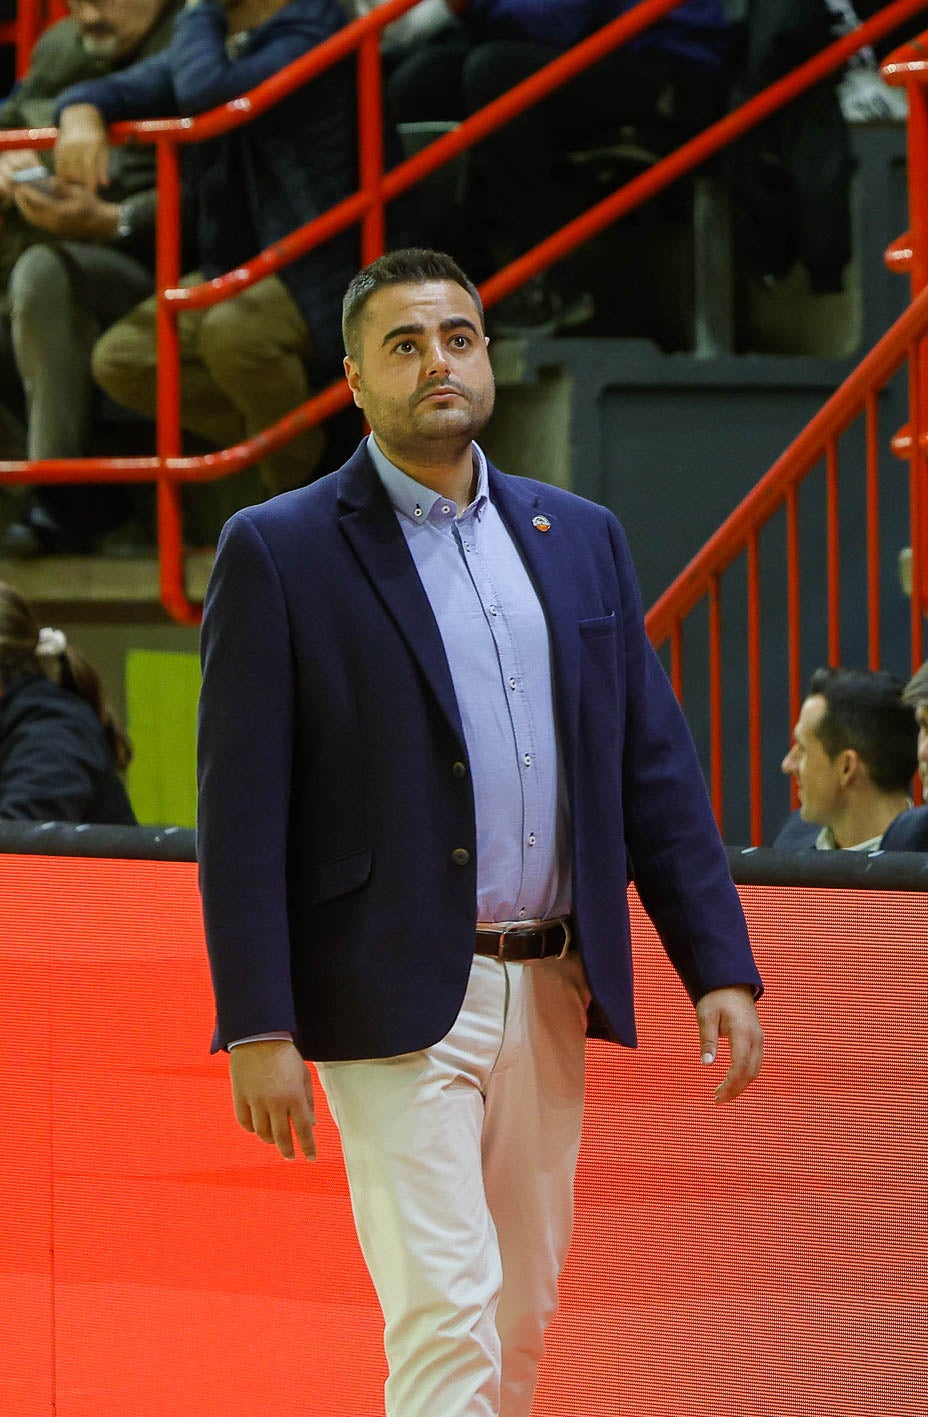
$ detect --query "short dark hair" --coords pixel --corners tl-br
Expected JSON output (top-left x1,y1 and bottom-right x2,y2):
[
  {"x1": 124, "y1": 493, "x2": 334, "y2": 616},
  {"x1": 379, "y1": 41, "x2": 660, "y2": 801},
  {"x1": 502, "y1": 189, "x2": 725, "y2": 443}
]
[
  {"x1": 901, "y1": 660, "x2": 928, "y2": 710},
  {"x1": 342, "y1": 248, "x2": 484, "y2": 358},
  {"x1": 807, "y1": 666, "x2": 917, "y2": 793}
]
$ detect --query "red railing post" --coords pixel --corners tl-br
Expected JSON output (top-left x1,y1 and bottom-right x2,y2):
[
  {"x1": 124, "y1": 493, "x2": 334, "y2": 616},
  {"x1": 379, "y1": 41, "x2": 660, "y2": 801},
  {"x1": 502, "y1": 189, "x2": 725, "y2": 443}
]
[
  {"x1": 357, "y1": 31, "x2": 386, "y2": 265},
  {"x1": 903, "y1": 66, "x2": 928, "y2": 619},
  {"x1": 864, "y1": 391, "x2": 881, "y2": 669},
  {"x1": 14, "y1": 0, "x2": 43, "y2": 77},
  {"x1": 153, "y1": 138, "x2": 198, "y2": 624},
  {"x1": 910, "y1": 340, "x2": 926, "y2": 666},
  {"x1": 747, "y1": 532, "x2": 762, "y2": 845},
  {"x1": 708, "y1": 575, "x2": 723, "y2": 831},
  {"x1": 826, "y1": 439, "x2": 841, "y2": 664},
  {"x1": 786, "y1": 485, "x2": 801, "y2": 814}
]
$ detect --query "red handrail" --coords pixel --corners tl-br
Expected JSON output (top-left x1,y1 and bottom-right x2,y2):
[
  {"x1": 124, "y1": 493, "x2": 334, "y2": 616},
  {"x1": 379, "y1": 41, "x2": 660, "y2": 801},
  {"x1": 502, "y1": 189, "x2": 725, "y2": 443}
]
[
  {"x1": 0, "y1": 0, "x2": 926, "y2": 623},
  {"x1": 647, "y1": 291, "x2": 928, "y2": 645},
  {"x1": 645, "y1": 185, "x2": 928, "y2": 838}
]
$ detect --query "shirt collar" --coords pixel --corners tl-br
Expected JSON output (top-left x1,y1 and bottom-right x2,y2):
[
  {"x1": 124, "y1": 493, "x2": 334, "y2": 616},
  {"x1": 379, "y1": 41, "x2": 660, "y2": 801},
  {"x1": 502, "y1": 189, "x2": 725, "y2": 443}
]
[
  {"x1": 367, "y1": 433, "x2": 489, "y2": 527},
  {"x1": 815, "y1": 825, "x2": 885, "y2": 852}
]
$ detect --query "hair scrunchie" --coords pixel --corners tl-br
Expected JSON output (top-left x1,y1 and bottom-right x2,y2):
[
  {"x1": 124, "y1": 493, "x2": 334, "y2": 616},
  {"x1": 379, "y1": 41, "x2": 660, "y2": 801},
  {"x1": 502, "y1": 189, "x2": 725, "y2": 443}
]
[{"x1": 36, "y1": 626, "x2": 68, "y2": 658}]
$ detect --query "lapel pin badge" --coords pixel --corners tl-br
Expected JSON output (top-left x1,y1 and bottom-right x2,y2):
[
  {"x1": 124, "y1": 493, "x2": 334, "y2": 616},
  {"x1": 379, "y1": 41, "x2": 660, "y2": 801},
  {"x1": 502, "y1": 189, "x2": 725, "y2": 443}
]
[{"x1": 532, "y1": 514, "x2": 552, "y2": 533}]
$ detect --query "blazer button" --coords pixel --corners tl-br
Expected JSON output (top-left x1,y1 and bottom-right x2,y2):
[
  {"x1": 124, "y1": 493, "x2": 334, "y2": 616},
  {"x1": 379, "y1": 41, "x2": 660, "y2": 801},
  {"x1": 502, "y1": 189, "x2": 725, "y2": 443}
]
[
  {"x1": 452, "y1": 761, "x2": 467, "y2": 779},
  {"x1": 451, "y1": 848, "x2": 471, "y2": 866}
]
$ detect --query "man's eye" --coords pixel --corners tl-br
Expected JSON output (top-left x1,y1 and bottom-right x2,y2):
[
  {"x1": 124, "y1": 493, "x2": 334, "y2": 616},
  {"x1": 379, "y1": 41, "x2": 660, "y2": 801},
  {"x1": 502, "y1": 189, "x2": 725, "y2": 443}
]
[
  {"x1": 393, "y1": 340, "x2": 416, "y2": 354},
  {"x1": 450, "y1": 334, "x2": 470, "y2": 348}
]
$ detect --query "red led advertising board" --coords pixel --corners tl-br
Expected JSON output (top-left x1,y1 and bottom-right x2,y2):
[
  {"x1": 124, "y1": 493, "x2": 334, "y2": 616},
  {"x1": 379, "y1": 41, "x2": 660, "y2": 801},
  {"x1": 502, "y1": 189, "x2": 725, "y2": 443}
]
[{"x1": 1, "y1": 854, "x2": 925, "y2": 1415}]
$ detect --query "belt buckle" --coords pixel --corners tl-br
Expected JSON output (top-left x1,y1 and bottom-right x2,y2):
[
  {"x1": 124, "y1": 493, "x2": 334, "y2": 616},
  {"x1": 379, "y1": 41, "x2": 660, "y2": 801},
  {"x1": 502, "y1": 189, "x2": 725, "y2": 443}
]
[
  {"x1": 553, "y1": 917, "x2": 572, "y2": 959},
  {"x1": 495, "y1": 923, "x2": 512, "y2": 960}
]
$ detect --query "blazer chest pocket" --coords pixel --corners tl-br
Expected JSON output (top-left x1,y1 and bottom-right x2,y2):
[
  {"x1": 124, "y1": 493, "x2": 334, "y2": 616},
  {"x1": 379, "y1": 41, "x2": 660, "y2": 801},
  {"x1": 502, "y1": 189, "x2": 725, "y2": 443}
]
[
  {"x1": 579, "y1": 611, "x2": 617, "y2": 639},
  {"x1": 304, "y1": 847, "x2": 372, "y2": 905}
]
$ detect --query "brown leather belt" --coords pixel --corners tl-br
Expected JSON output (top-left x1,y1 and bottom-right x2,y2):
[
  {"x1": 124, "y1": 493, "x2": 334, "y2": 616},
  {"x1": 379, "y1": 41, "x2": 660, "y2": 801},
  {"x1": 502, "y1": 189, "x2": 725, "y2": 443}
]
[{"x1": 474, "y1": 916, "x2": 574, "y2": 962}]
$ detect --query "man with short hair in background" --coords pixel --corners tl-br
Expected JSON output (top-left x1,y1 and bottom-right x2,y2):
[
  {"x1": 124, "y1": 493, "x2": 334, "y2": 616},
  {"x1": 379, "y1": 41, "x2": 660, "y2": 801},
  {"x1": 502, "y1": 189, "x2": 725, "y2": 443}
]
[
  {"x1": 775, "y1": 665, "x2": 928, "y2": 851},
  {"x1": 0, "y1": 0, "x2": 182, "y2": 556}
]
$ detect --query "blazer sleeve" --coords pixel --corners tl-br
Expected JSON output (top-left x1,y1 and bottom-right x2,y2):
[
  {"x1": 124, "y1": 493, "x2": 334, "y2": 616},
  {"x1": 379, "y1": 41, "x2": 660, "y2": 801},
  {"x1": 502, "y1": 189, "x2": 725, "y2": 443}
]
[
  {"x1": 197, "y1": 512, "x2": 298, "y2": 1048},
  {"x1": 608, "y1": 513, "x2": 763, "y2": 1003}
]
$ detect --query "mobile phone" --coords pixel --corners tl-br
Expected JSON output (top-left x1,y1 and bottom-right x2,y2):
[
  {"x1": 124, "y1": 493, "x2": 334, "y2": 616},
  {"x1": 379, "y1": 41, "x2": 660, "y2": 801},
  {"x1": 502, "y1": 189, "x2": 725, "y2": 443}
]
[{"x1": 10, "y1": 164, "x2": 56, "y2": 194}]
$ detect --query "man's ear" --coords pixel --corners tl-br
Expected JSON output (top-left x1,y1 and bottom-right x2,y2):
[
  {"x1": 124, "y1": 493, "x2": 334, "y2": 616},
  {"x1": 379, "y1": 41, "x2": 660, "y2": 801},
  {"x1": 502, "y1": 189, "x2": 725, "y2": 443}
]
[
  {"x1": 343, "y1": 355, "x2": 364, "y2": 410},
  {"x1": 840, "y1": 748, "x2": 861, "y2": 787}
]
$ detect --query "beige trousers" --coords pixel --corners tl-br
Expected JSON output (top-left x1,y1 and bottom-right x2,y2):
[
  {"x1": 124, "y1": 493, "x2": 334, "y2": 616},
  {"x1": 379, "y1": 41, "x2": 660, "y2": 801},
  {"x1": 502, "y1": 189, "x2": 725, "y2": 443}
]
[
  {"x1": 91, "y1": 273, "x2": 324, "y2": 499},
  {"x1": 315, "y1": 951, "x2": 590, "y2": 1417}
]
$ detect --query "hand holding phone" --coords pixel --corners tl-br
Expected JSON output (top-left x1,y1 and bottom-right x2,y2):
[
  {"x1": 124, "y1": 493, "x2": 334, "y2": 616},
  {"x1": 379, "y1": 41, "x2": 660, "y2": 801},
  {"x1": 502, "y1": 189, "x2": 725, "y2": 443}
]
[{"x1": 10, "y1": 164, "x2": 56, "y2": 195}]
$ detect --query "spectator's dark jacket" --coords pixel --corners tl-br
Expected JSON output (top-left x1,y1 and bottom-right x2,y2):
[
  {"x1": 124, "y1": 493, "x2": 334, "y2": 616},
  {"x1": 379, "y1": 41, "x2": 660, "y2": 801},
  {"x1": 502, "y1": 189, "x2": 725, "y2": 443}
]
[
  {"x1": 56, "y1": 0, "x2": 360, "y2": 374},
  {"x1": 771, "y1": 805, "x2": 928, "y2": 852},
  {"x1": 0, "y1": 3, "x2": 181, "y2": 291},
  {"x1": 0, "y1": 675, "x2": 136, "y2": 825},
  {"x1": 462, "y1": 0, "x2": 730, "y2": 70}
]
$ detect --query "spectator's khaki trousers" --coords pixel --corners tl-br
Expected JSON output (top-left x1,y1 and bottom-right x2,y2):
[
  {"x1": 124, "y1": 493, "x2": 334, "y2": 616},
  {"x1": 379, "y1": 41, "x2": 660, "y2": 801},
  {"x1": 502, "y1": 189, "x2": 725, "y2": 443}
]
[
  {"x1": 92, "y1": 272, "x2": 323, "y2": 497},
  {"x1": 315, "y1": 950, "x2": 590, "y2": 1417}
]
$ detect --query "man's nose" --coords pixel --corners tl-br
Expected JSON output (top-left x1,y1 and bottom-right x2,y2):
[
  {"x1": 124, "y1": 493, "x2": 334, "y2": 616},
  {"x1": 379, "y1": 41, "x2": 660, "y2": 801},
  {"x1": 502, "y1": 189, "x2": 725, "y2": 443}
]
[
  {"x1": 424, "y1": 343, "x2": 450, "y2": 379},
  {"x1": 781, "y1": 747, "x2": 796, "y2": 775}
]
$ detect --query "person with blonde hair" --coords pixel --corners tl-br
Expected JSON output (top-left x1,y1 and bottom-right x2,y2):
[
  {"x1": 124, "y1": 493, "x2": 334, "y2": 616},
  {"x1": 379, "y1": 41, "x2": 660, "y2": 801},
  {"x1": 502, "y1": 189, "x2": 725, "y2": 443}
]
[{"x1": 0, "y1": 582, "x2": 135, "y2": 824}]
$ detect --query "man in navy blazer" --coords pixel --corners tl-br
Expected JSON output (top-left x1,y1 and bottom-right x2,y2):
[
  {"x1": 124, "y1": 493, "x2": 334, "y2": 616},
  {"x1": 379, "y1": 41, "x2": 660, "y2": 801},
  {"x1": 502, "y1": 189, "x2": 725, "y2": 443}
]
[{"x1": 198, "y1": 248, "x2": 764, "y2": 1417}]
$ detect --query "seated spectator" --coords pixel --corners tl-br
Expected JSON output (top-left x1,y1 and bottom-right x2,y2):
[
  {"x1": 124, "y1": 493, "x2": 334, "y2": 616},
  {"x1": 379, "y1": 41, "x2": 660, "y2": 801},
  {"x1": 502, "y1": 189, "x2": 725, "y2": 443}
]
[
  {"x1": 388, "y1": 0, "x2": 732, "y2": 335},
  {"x1": 347, "y1": 0, "x2": 458, "y2": 60},
  {"x1": 50, "y1": 0, "x2": 367, "y2": 530},
  {"x1": 830, "y1": 0, "x2": 908, "y2": 123},
  {"x1": 730, "y1": 0, "x2": 852, "y2": 300},
  {"x1": 773, "y1": 666, "x2": 926, "y2": 852},
  {"x1": 0, "y1": 0, "x2": 182, "y2": 558},
  {"x1": 0, "y1": 581, "x2": 136, "y2": 824}
]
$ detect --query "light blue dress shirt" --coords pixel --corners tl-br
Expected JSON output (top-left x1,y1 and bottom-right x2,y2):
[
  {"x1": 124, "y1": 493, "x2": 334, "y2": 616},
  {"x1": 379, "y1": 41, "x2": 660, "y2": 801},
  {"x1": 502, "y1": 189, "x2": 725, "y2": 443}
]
[{"x1": 368, "y1": 434, "x2": 571, "y2": 924}]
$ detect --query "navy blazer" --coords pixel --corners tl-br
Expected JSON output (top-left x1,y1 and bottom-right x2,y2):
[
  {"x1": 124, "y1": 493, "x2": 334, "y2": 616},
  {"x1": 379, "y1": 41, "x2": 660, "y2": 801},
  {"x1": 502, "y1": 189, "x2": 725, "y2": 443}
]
[{"x1": 198, "y1": 445, "x2": 761, "y2": 1061}]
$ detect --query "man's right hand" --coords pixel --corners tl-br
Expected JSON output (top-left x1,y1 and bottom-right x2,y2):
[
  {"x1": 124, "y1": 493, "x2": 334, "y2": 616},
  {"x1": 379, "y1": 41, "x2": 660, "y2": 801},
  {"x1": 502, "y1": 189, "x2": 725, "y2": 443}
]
[
  {"x1": 229, "y1": 1039, "x2": 317, "y2": 1161},
  {"x1": 54, "y1": 104, "x2": 110, "y2": 191},
  {"x1": 0, "y1": 148, "x2": 43, "y2": 205}
]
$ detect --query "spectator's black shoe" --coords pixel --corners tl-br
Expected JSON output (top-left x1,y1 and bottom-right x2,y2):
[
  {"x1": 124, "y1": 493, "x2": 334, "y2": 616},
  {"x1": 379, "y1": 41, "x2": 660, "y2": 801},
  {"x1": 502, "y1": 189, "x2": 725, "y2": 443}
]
[
  {"x1": 0, "y1": 504, "x2": 90, "y2": 558},
  {"x1": 487, "y1": 276, "x2": 595, "y2": 339}
]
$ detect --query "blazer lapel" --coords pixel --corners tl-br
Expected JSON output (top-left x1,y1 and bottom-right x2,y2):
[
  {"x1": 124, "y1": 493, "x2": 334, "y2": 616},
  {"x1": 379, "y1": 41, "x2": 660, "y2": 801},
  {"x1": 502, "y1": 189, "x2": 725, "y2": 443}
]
[
  {"x1": 489, "y1": 466, "x2": 583, "y2": 779},
  {"x1": 336, "y1": 447, "x2": 467, "y2": 750}
]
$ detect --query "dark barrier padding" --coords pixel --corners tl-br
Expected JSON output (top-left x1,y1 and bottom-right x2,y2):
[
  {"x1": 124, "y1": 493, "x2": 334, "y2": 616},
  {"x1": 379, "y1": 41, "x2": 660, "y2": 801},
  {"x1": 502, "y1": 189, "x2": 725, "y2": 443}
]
[
  {"x1": 0, "y1": 819, "x2": 926, "y2": 890},
  {"x1": 726, "y1": 844, "x2": 928, "y2": 890},
  {"x1": 0, "y1": 820, "x2": 196, "y2": 860}
]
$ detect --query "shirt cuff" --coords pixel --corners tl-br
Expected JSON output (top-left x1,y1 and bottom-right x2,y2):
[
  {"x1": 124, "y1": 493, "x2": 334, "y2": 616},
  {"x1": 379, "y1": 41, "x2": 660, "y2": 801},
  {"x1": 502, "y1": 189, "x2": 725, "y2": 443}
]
[{"x1": 228, "y1": 1032, "x2": 294, "y2": 1047}]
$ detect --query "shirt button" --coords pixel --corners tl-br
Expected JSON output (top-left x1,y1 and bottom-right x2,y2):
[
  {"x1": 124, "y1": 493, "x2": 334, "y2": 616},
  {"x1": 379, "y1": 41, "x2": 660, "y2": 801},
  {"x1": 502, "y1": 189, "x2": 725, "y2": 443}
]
[
  {"x1": 523, "y1": 753, "x2": 532, "y2": 766},
  {"x1": 527, "y1": 833, "x2": 536, "y2": 846},
  {"x1": 441, "y1": 504, "x2": 452, "y2": 515},
  {"x1": 451, "y1": 848, "x2": 471, "y2": 866},
  {"x1": 452, "y1": 761, "x2": 467, "y2": 779},
  {"x1": 488, "y1": 605, "x2": 497, "y2": 616},
  {"x1": 518, "y1": 907, "x2": 526, "y2": 917},
  {"x1": 508, "y1": 677, "x2": 517, "y2": 690}
]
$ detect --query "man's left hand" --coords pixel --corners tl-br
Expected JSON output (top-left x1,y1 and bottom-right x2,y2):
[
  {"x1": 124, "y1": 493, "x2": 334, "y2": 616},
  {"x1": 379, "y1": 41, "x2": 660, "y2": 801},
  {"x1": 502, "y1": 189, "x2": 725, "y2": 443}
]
[
  {"x1": 696, "y1": 984, "x2": 763, "y2": 1104},
  {"x1": 11, "y1": 179, "x2": 119, "y2": 241}
]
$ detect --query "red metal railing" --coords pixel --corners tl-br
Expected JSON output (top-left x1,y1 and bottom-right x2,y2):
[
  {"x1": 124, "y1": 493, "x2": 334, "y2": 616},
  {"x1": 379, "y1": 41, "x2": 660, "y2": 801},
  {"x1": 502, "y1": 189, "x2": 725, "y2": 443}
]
[
  {"x1": 0, "y1": 0, "x2": 926, "y2": 623},
  {"x1": 645, "y1": 36, "x2": 928, "y2": 844},
  {"x1": 0, "y1": 1, "x2": 65, "y2": 78}
]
